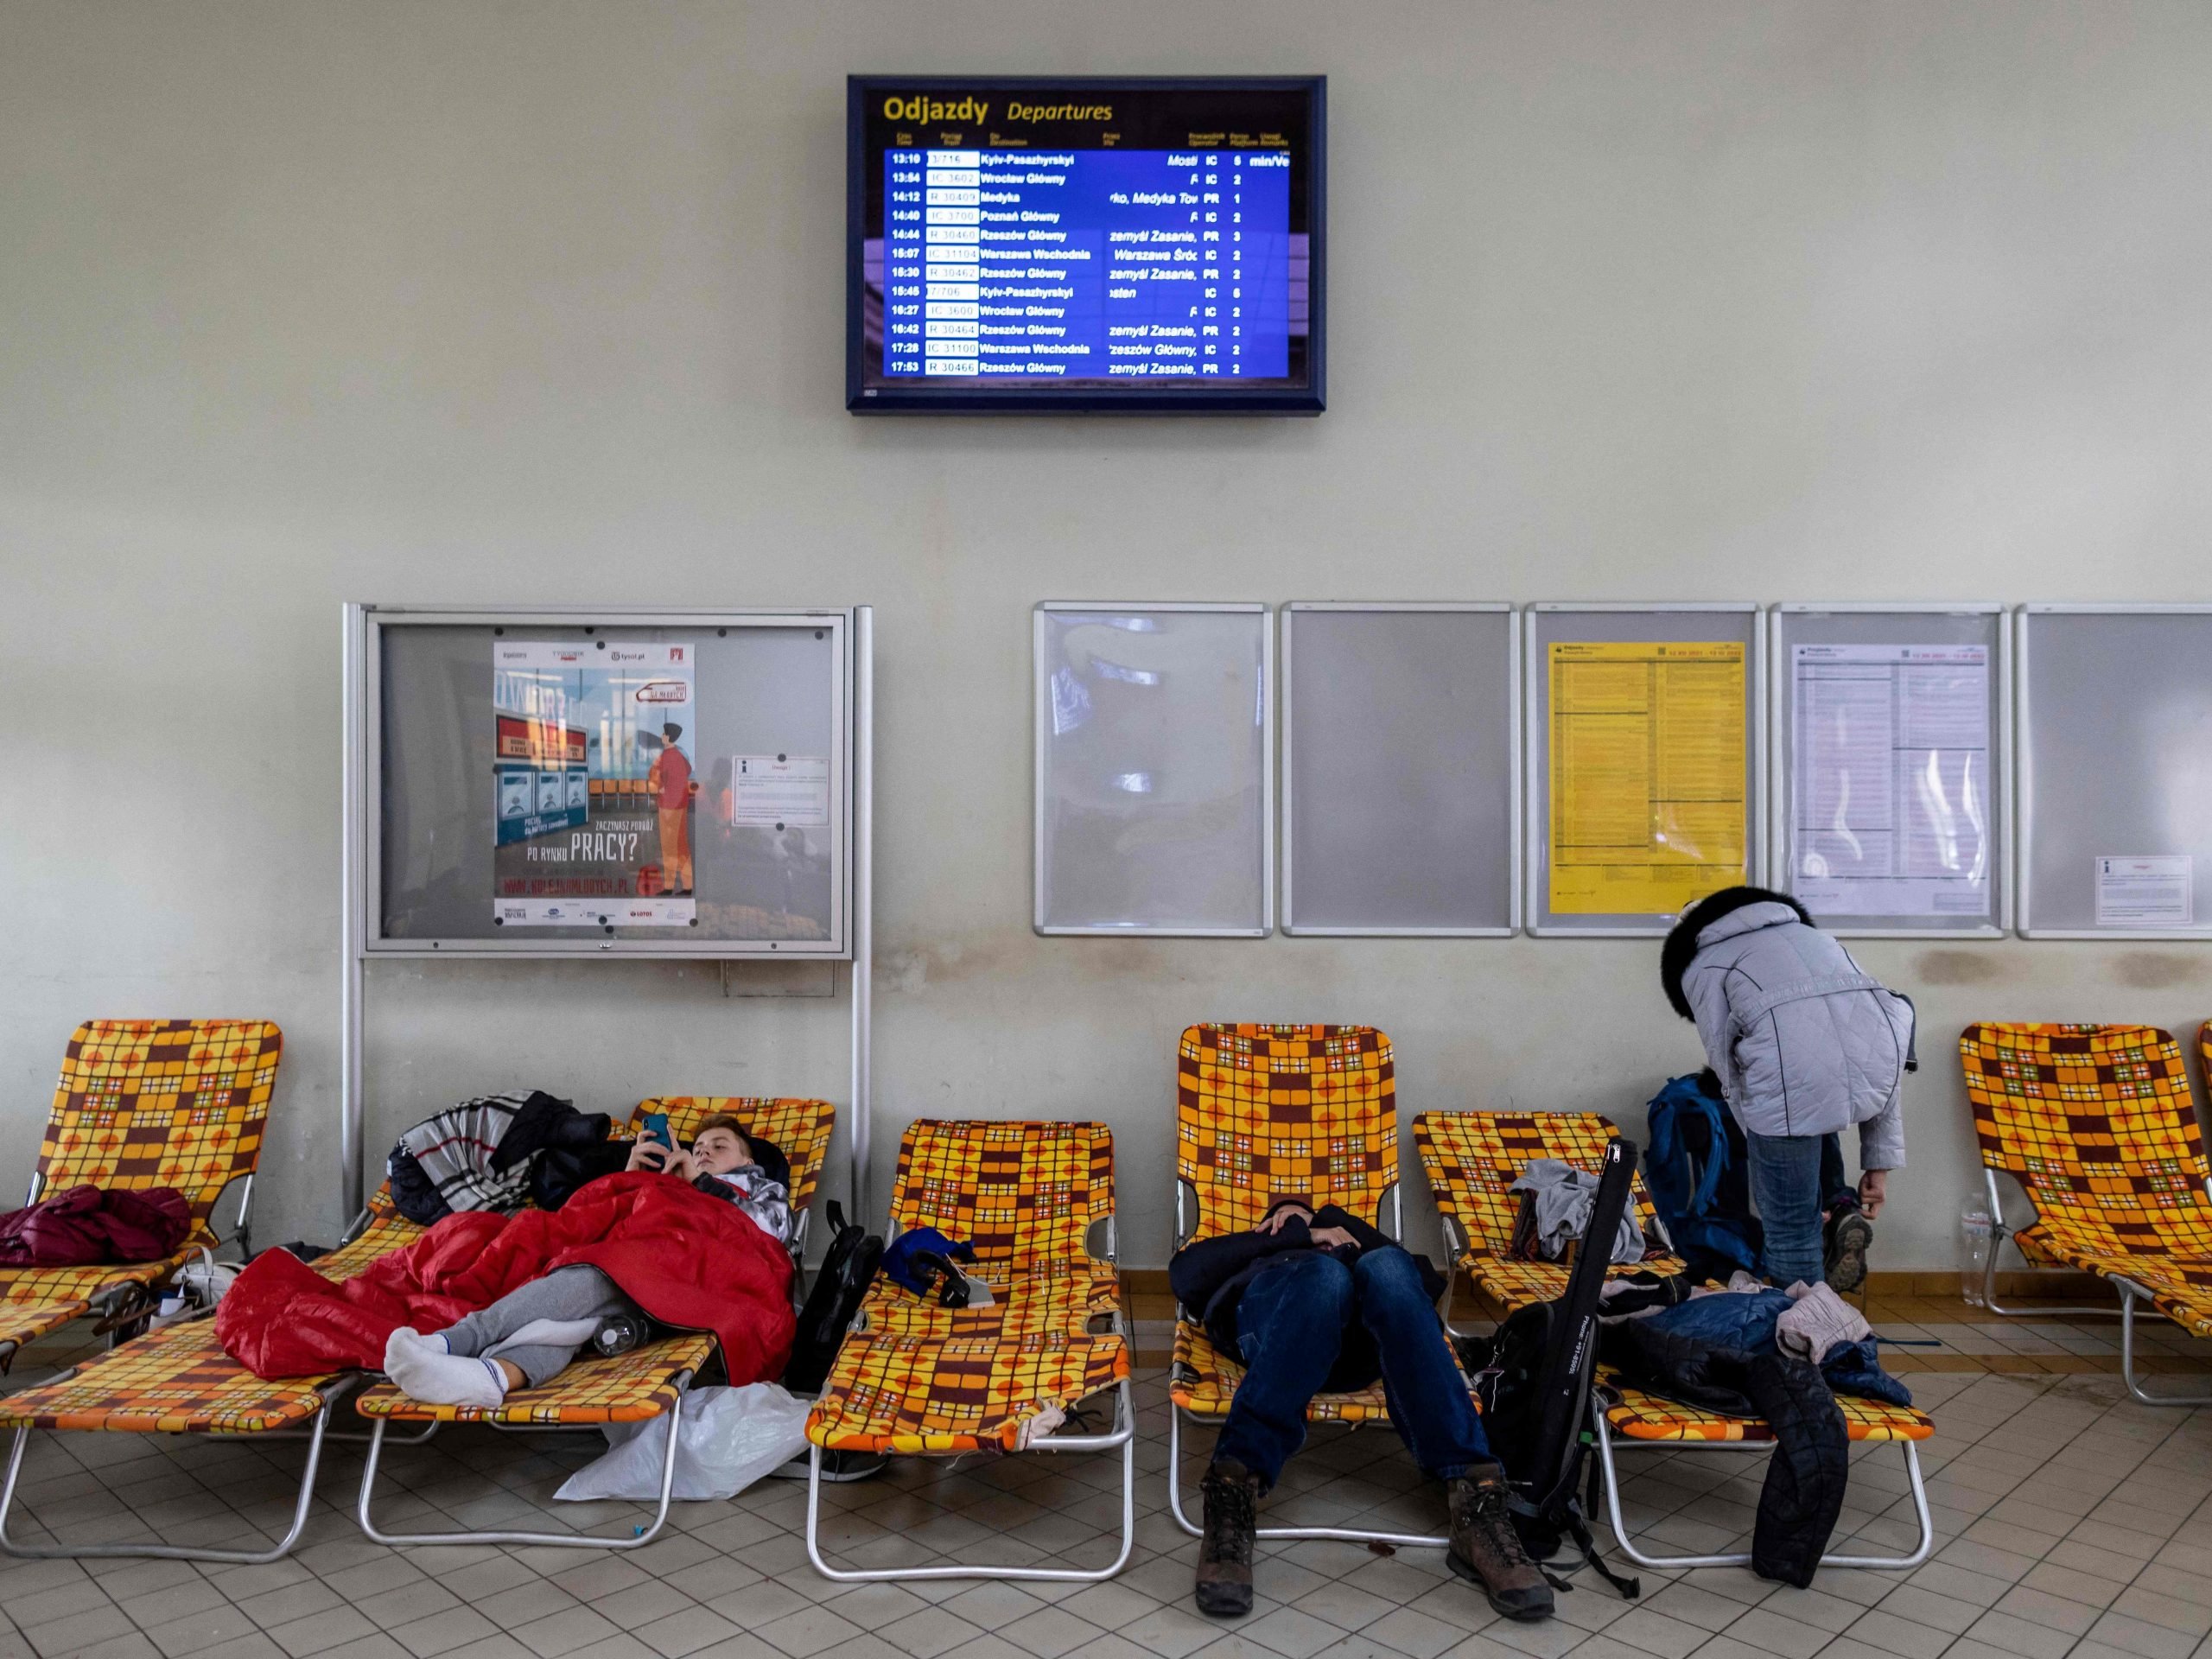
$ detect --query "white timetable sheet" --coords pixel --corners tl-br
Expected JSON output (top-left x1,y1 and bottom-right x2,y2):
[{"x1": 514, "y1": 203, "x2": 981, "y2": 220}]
[{"x1": 1790, "y1": 643, "x2": 1992, "y2": 919}]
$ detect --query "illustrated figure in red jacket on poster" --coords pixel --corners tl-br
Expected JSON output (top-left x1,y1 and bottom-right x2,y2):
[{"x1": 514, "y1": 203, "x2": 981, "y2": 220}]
[
  {"x1": 216, "y1": 1118, "x2": 798, "y2": 1400},
  {"x1": 645, "y1": 721, "x2": 696, "y2": 897}
]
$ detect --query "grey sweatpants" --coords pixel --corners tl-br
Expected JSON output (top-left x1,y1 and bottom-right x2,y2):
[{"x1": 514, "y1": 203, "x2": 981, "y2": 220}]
[{"x1": 436, "y1": 1265, "x2": 638, "y2": 1389}]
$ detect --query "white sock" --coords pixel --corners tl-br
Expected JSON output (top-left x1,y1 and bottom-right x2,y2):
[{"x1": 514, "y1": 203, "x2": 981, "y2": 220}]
[{"x1": 385, "y1": 1327, "x2": 506, "y2": 1408}]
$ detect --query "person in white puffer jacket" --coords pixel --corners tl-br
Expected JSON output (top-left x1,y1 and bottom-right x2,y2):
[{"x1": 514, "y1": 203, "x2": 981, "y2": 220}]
[{"x1": 1661, "y1": 887, "x2": 1917, "y2": 1292}]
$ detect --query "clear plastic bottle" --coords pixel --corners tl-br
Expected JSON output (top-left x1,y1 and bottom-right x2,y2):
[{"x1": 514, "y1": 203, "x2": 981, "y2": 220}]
[{"x1": 1959, "y1": 1202, "x2": 1993, "y2": 1308}]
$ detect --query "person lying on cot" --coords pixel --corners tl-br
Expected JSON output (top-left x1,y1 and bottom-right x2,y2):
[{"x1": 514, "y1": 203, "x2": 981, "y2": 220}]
[
  {"x1": 380, "y1": 1115, "x2": 791, "y2": 1408},
  {"x1": 1662, "y1": 886, "x2": 1916, "y2": 1294},
  {"x1": 1169, "y1": 1198, "x2": 1553, "y2": 1623}
]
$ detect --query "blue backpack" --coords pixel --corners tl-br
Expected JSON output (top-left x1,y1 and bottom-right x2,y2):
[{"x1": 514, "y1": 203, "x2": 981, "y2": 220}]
[{"x1": 1643, "y1": 1072, "x2": 1764, "y2": 1282}]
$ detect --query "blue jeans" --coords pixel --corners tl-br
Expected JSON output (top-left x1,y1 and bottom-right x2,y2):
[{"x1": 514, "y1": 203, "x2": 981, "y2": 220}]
[
  {"x1": 1214, "y1": 1248, "x2": 1491, "y2": 1490},
  {"x1": 1745, "y1": 1131, "x2": 1853, "y2": 1289}
]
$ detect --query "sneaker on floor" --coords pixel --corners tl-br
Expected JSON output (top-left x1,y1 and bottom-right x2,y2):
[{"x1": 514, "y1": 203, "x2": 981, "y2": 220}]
[
  {"x1": 1447, "y1": 1464, "x2": 1555, "y2": 1621},
  {"x1": 1825, "y1": 1208, "x2": 1873, "y2": 1294},
  {"x1": 1195, "y1": 1458, "x2": 1260, "y2": 1618}
]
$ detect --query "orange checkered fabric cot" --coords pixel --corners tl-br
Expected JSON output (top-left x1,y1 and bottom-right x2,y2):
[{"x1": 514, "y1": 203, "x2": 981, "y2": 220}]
[
  {"x1": 630, "y1": 1096, "x2": 837, "y2": 1211},
  {"x1": 0, "y1": 1020, "x2": 281, "y2": 1313},
  {"x1": 0, "y1": 1319, "x2": 333, "y2": 1435},
  {"x1": 1412, "y1": 1110, "x2": 1685, "y2": 1313},
  {"x1": 1170, "y1": 1027, "x2": 1478, "y2": 1429},
  {"x1": 1961, "y1": 1022, "x2": 2212, "y2": 1335},
  {"x1": 1600, "y1": 1370, "x2": 1932, "y2": 1445},
  {"x1": 0, "y1": 1301, "x2": 87, "y2": 1361},
  {"x1": 1177, "y1": 1025, "x2": 1397, "y2": 1240},
  {"x1": 807, "y1": 1121, "x2": 1128, "y2": 1456},
  {"x1": 357, "y1": 1332, "x2": 714, "y2": 1426}
]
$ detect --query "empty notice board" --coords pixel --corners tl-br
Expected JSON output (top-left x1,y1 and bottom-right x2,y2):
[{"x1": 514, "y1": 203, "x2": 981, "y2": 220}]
[
  {"x1": 1527, "y1": 605, "x2": 1764, "y2": 936},
  {"x1": 1282, "y1": 604, "x2": 1518, "y2": 934},
  {"x1": 2018, "y1": 605, "x2": 2212, "y2": 938},
  {"x1": 1034, "y1": 603, "x2": 1272, "y2": 935}
]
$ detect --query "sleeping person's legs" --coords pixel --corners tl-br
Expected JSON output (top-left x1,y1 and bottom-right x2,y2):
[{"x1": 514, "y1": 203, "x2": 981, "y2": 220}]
[{"x1": 385, "y1": 1265, "x2": 639, "y2": 1406}]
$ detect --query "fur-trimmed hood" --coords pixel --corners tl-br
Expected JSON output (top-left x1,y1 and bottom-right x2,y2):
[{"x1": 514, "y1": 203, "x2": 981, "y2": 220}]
[{"x1": 1661, "y1": 887, "x2": 1812, "y2": 1020}]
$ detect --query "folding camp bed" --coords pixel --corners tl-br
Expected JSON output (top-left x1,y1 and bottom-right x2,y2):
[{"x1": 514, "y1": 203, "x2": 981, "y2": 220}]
[
  {"x1": 1414, "y1": 1107, "x2": 1934, "y2": 1572},
  {"x1": 803, "y1": 1118, "x2": 1134, "y2": 1583},
  {"x1": 1, "y1": 1020, "x2": 281, "y2": 1375},
  {"x1": 1410, "y1": 1108, "x2": 1685, "y2": 1327},
  {"x1": 1167, "y1": 1023, "x2": 1478, "y2": 1552},
  {"x1": 354, "y1": 1094, "x2": 836, "y2": 1548},
  {"x1": 1962, "y1": 1021, "x2": 2212, "y2": 1406}
]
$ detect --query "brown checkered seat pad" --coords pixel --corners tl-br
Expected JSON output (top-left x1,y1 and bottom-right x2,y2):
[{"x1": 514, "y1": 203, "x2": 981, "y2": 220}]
[
  {"x1": 630, "y1": 1096, "x2": 838, "y2": 1211},
  {"x1": 1168, "y1": 1319, "x2": 1400, "y2": 1423},
  {"x1": 1, "y1": 1020, "x2": 280, "y2": 1325},
  {"x1": 1178, "y1": 1025, "x2": 1397, "y2": 1240},
  {"x1": 0, "y1": 1319, "x2": 332, "y2": 1435},
  {"x1": 1961, "y1": 1022, "x2": 2212, "y2": 1335},
  {"x1": 0, "y1": 1300, "x2": 89, "y2": 1354},
  {"x1": 806, "y1": 1120, "x2": 1127, "y2": 1454},
  {"x1": 1412, "y1": 1110, "x2": 1684, "y2": 1313},
  {"x1": 38, "y1": 1020, "x2": 279, "y2": 1226},
  {"x1": 357, "y1": 1332, "x2": 713, "y2": 1425},
  {"x1": 808, "y1": 1324, "x2": 1127, "y2": 1454},
  {"x1": 1601, "y1": 1368, "x2": 1932, "y2": 1445},
  {"x1": 314, "y1": 1188, "x2": 426, "y2": 1279}
]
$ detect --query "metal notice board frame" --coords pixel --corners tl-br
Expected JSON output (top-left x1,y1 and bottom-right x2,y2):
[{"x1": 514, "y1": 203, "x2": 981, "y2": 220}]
[
  {"x1": 340, "y1": 603, "x2": 874, "y2": 1220},
  {"x1": 1768, "y1": 603, "x2": 2012, "y2": 938},
  {"x1": 2016, "y1": 602, "x2": 2212, "y2": 940},
  {"x1": 1281, "y1": 602, "x2": 1521, "y2": 936},
  {"x1": 1033, "y1": 601, "x2": 1274, "y2": 937},
  {"x1": 1523, "y1": 603, "x2": 1768, "y2": 938}
]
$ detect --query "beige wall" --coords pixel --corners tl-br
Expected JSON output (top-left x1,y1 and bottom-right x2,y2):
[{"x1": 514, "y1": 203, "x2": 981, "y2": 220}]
[{"x1": 3, "y1": 2, "x2": 2210, "y2": 1268}]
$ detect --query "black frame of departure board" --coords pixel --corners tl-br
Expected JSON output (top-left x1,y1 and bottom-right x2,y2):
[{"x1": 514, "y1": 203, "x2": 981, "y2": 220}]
[{"x1": 846, "y1": 74, "x2": 1326, "y2": 415}]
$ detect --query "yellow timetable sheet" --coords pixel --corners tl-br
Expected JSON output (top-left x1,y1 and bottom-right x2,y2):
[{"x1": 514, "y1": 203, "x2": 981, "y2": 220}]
[{"x1": 1548, "y1": 640, "x2": 1746, "y2": 914}]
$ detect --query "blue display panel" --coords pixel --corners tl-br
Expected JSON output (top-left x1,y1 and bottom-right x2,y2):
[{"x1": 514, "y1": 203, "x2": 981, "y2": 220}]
[
  {"x1": 881, "y1": 148, "x2": 1293, "y2": 384},
  {"x1": 848, "y1": 77, "x2": 1324, "y2": 413}
]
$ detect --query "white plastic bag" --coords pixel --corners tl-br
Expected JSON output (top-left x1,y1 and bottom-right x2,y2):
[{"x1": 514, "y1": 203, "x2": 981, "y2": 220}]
[{"x1": 555, "y1": 1382, "x2": 810, "y2": 1503}]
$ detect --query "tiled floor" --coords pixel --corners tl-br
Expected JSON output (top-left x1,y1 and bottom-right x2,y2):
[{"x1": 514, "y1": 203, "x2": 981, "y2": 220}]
[{"x1": 6, "y1": 1315, "x2": 2212, "y2": 1659}]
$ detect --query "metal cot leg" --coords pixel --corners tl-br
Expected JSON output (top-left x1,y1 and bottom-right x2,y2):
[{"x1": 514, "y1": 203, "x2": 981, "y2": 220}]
[
  {"x1": 1593, "y1": 1414, "x2": 1934, "y2": 1572},
  {"x1": 2120, "y1": 1286, "x2": 2212, "y2": 1408},
  {"x1": 1166, "y1": 1403, "x2": 1451, "y2": 1550},
  {"x1": 0, "y1": 1383, "x2": 353, "y2": 1565},
  {"x1": 805, "y1": 1377, "x2": 1138, "y2": 1584},
  {"x1": 357, "y1": 1389, "x2": 685, "y2": 1550}
]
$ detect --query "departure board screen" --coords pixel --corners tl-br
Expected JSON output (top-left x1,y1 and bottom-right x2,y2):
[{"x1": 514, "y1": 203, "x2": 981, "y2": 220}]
[{"x1": 847, "y1": 77, "x2": 1325, "y2": 413}]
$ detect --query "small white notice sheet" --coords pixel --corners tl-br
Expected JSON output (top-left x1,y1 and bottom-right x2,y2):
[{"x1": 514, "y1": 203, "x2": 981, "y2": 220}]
[
  {"x1": 2095, "y1": 855, "x2": 2195, "y2": 928},
  {"x1": 1791, "y1": 643, "x2": 1992, "y2": 920},
  {"x1": 732, "y1": 754, "x2": 830, "y2": 827}
]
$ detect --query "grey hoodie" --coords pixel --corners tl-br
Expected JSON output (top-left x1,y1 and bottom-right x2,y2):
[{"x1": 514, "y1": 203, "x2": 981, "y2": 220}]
[{"x1": 1680, "y1": 901, "x2": 1915, "y2": 1170}]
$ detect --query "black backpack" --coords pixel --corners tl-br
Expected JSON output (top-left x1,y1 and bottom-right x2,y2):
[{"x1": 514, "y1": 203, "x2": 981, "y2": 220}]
[
  {"x1": 782, "y1": 1201, "x2": 883, "y2": 1395},
  {"x1": 1459, "y1": 1139, "x2": 1642, "y2": 1600}
]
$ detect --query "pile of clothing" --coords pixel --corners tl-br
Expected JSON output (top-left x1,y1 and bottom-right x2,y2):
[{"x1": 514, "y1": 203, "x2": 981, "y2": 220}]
[
  {"x1": 0, "y1": 1185, "x2": 190, "y2": 1267},
  {"x1": 387, "y1": 1091, "x2": 627, "y2": 1224},
  {"x1": 1598, "y1": 1272, "x2": 1910, "y2": 1586}
]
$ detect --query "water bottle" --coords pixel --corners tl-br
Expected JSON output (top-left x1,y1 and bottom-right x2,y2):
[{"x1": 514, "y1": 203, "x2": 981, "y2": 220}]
[
  {"x1": 1959, "y1": 1202, "x2": 1993, "y2": 1307},
  {"x1": 591, "y1": 1314, "x2": 643, "y2": 1357}
]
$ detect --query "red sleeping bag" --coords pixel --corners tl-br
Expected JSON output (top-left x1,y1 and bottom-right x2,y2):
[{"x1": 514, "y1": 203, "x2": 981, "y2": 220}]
[{"x1": 217, "y1": 1171, "x2": 795, "y2": 1384}]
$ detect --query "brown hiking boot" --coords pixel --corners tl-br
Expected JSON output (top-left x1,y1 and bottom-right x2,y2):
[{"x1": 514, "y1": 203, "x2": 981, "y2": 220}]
[
  {"x1": 1195, "y1": 1459, "x2": 1260, "y2": 1617},
  {"x1": 1447, "y1": 1464, "x2": 1555, "y2": 1621}
]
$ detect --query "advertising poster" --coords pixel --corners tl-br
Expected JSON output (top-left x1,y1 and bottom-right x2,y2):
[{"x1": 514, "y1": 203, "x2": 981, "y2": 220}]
[
  {"x1": 1790, "y1": 644, "x2": 1991, "y2": 920},
  {"x1": 1548, "y1": 641, "x2": 1747, "y2": 914},
  {"x1": 493, "y1": 641, "x2": 697, "y2": 926}
]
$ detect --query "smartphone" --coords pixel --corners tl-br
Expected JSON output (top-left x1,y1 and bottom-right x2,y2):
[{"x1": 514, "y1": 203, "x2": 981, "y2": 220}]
[{"x1": 639, "y1": 1113, "x2": 672, "y2": 1168}]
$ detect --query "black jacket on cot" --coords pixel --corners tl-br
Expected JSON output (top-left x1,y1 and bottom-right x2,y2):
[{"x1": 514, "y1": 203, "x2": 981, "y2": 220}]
[
  {"x1": 1167, "y1": 1206, "x2": 1447, "y2": 1395},
  {"x1": 1599, "y1": 1318, "x2": 1847, "y2": 1587}
]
